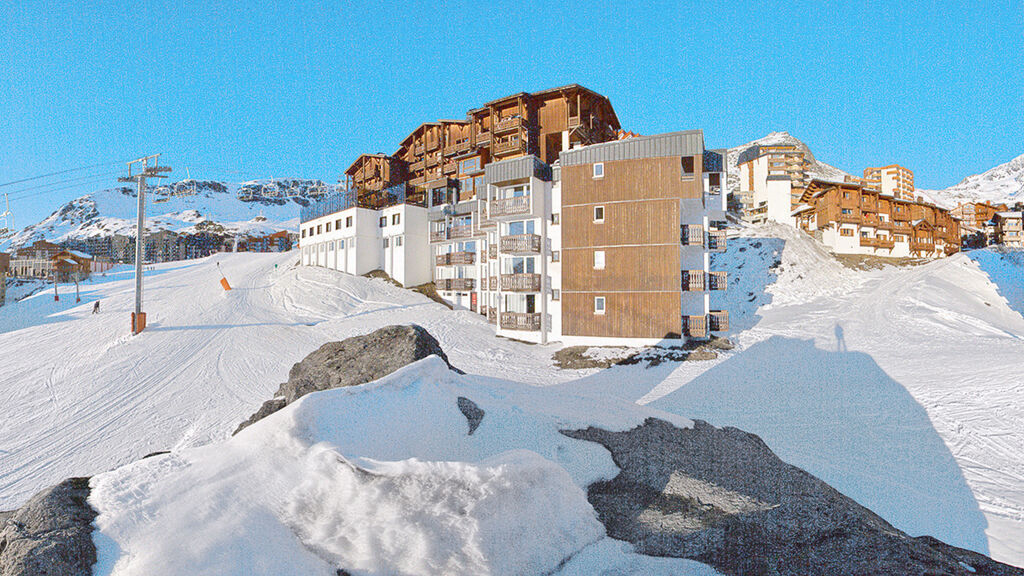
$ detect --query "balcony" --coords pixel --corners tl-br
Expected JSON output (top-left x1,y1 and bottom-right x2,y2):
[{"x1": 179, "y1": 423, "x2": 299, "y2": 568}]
[
  {"x1": 443, "y1": 160, "x2": 457, "y2": 174},
  {"x1": 456, "y1": 140, "x2": 471, "y2": 153},
  {"x1": 859, "y1": 237, "x2": 878, "y2": 248},
  {"x1": 709, "y1": 310, "x2": 729, "y2": 332},
  {"x1": 876, "y1": 238, "x2": 895, "y2": 249},
  {"x1": 685, "y1": 315, "x2": 707, "y2": 338},
  {"x1": 501, "y1": 273, "x2": 541, "y2": 292},
  {"x1": 409, "y1": 159, "x2": 425, "y2": 172},
  {"x1": 434, "y1": 278, "x2": 475, "y2": 291},
  {"x1": 708, "y1": 229, "x2": 727, "y2": 252},
  {"x1": 475, "y1": 131, "x2": 491, "y2": 146},
  {"x1": 488, "y1": 244, "x2": 497, "y2": 259},
  {"x1": 425, "y1": 155, "x2": 439, "y2": 167},
  {"x1": 493, "y1": 116, "x2": 523, "y2": 134},
  {"x1": 430, "y1": 230, "x2": 447, "y2": 243},
  {"x1": 682, "y1": 270, "x2": 705, "y2": 292},
  {"x1": 910, "y1": 241, "x2": 934, "y2": 253},
  {"x1": 492, "y1": 137, "x2": 524, "y2": 156},
  {"x1": 500, "y1": 311, "x2": 541, "y2": 331},
  {"x1": 500, "y1": 234, "x2": 541, "y2": 254},
  {"x1": 435, "y1": 251, "x2": 475, "y2": 266},
  {"x1": 681, "y1": 224, "x2": 704, "y2": 246},
  {"x1": 488, "y1": 276, "x2": 497, "y2": 291},
  {"x1": 490, "y1": 195, "x2": 531, "y2": 217},
  {"x1": 893, "y1": 221, "x2": 912, "y2": 233},
  {"x1": 709, "y1": 271, "x2": 728, "y2": 291},
  {"x1": 877, "y1": 221, "x2": 894, "y2": 230},
  {"x1": 449, "y1": 224, "x2": 475, "y2": 239},
  {"x1": 838, "y1": 213, "x2": 860, "y2": 224},
  {"x1": 487, "y1": 307, "x2": 497, "y2": 324}
]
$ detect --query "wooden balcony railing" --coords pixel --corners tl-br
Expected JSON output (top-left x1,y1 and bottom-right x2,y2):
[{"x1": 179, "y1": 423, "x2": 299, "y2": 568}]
[
  {"x1": 860, "y1": 237, "x2": 878, "y2": 248},
  {"x1": 500, "y1": 234, "x2": 541, "y2": 254},
  {"x1": 434, "y1": 278, "x2": 475, "y2": 291},
  {"x1": 487, "y1": 306, "x2": 497, "y2": 324},
  {"x1": 409, "y1": 159, "x2": 425, "y2": 172},
  {"x1": 425, "y1": 155, "x2": 439, "y2": 167},
  {"x1": 876, "y1": 238, "x2": 895, "y2": 249},
  {"x1": 681, "y1": 224, "x2": 704, "y2": 246},
  {"x1": 708, "y1": 229, "x2": 727, "y2": 252},
  {"x1": 500, "y1": 311, "x2": 541, "y2": 331},
  {"x1": 448, "y1": 224, "x2": 475, "y2": 239},
  {"x1": 492, "y1": 138, "x2": 523, "y2": 155},
  {"x1": 430, "y1": 230, "x2": 447, "y2": 243},
  {"x1": 709, "y1": 271, "x2": 728, "y2": 291},
  {"x1": 443, "y1": 160, "x2": 457, "y2": 174},
  {"x1": 877, "y1": 221, "x2": 894, "y2": 230},
  {"x1": 456, "y1": 140, "x2": 471, "y2": 153},
  {"x1": 893, "y1": 222, "x2": 912, "y2": 233},
  {"x1": 685, "y1": 315, "x2": 707, "y2": 338},
  {"x1": 709, "y1": 310, "x2": 729, "y2": 332},
  {"x1": 493, "y1": 116, "x2": 523, "y2": 134},
  {"x1": 488, "y1": 244, "x2": 497, "y2": 259},
  {"x1": 838, "y1": 213, "x2": 860, "y2": 224},
  {"x1": 488, "y1": 276, "x2": 497, "y2": 291},
  {"x1": 501, "y1": 273, "x2": 541, "y2": 292},
  {"x1": 682, "y1": 270, "x2": 705, "y2": 292},
  {"x1": 435, "y1": 251, "x2": 475, "y2": 266},
  {"x1": 910, "y1": 241, "x2": 934, "y2": 253},
  {"x1": 490, "y1": 195, "x2": 531, "y2": 217}
]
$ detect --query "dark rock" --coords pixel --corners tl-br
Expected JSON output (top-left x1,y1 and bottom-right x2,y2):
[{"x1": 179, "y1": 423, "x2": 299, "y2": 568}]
[
  {"x1": 562, "y1": 418, "x2": 1024, "y2": 576},
  {"x1": 235, "y1": 325, "x2": 458, "y2": 434},
  {"x1": 0, "y1": 477, "x2": 97, "y2": 576},
  {"x1": 457, "y1": 397, "x2": 485, "y2": 435}
]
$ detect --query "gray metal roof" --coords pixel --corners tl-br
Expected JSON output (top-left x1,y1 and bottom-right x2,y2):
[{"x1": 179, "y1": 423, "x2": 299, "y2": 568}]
[
  {"x1": 484, "y1": 155, "x2": 552, "y2": 185},
  {"x1": 559, "y1": 130, "x2": 704, "y2": 166}
]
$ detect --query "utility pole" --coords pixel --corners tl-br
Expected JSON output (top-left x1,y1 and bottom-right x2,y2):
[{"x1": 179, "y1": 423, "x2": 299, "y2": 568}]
[{"x1": 118, "y1": 155, "x2": 171, "y2": 334}]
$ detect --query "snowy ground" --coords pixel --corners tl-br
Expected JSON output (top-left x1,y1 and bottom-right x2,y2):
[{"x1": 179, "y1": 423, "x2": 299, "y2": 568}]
[{"x1": 1, "y1": 226, "x2": 1023, "y2": 570}]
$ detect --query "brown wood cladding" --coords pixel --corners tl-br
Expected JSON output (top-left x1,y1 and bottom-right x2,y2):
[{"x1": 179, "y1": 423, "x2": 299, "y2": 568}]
[
  {"x1": 562, "y1": 293, "x2": 682, "y2": 339},
  {"x1": 563, "y1": 244, "x2": 681, "y2": 292},
  {"x1": 562, "y1": 199, "x2": 680, "y2": 247},
  {"x1": 562, "y1": 156, "x2": 704, "y2": 205}
]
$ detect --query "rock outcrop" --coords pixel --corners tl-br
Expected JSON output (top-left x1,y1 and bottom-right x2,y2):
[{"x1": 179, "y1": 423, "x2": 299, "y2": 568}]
[
  {"x1": 563, "y1": 418, "x2": 1024, "y2": 576},
  {"x1": 235, "y1": 324, "x2": 458, "y2": 434},
  {"x1": 0, "y1": 477, "x2": 97, "y2": 576}
]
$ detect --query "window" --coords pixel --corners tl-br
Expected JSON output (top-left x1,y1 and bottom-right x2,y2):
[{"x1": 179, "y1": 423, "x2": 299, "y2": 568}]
[
  {"x1": 336, "y1": 219, "x2": 341, "y2": 229},
  {"x1": 346, "y1": 216, "x2": 353, "y2": 227},
  {"x1": 551, "y1": 213, "x2": 560, "y2": 225},
  {"x1": 326, "y1": 222, "x2": 331, "y2": 232},
  {"x1": 392, "y1": 213, "x2": 400, "y2": 225},
  {"x1": 840, "y1": 228, "x2": 854, "y2": 237},
  {"x1": 395, "y1": 236, "x2": 403, "y2": 247},
  {"x1": 339, "y1": 239, "x2": 345, "y2": 249},
  {"x1": 594, "y1": 296, "x2": 606, "y2": 314},
  {"x1": 594, "y1": 206, "x2": 605, "y2": 223},
  {"x1": 593, "y1": 163, "x2": 604, "y2": 178},
  {"x1": 682, "y1": 156, "x2": 695, "y2": 176},
  {"x1": 594, "y1": 250, "x2": 605, "y2": 270},
  {"x1": 843, "y1": 192, "x2": 850, "y2": 199},
  {"x1": 379, "y1": 216, "x2": 386, "y2": 228},
  {"x1": 383, "y1": 238, "x2": 390, "y2": 248},
  {"x1": 552, "y1": 289, "x2": 560, "y2": 301},
  {"x1": 709, "y1": 173, "x2": 720, "y2": 186},
  {"x1": 841, "y1": 209, "x2": 852, "y2": 214},
  {"x1": 551, "y1": 250, "x2": 560, "y2": 262},
  {"x1": 350, "y1": 238, "x2": 355, "y2": 248},
  {"x1": 317, "y1": 225, "x2": 322, "y2": 234},
  {"x1": 301, "y1": 229, "x2": 306, "y2": 238}
]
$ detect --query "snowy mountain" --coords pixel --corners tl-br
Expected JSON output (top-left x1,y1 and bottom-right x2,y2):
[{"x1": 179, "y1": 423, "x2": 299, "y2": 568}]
[
  {"x1": 726, "y1": 131, "x2": 853, "y2": 196},
  {"x1": 1, "y1": 179, "x2": 329, "y2": 251},
  {"x1": 919, "y1": 153, "x2": 1024, "y2": 208}
]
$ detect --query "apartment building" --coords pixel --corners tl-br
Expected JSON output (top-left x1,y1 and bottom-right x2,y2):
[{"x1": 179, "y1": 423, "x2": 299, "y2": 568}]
[
  {"x1": 991, "y1": 211, "x2": 1023, "y2": 247},
  {"x1": 737, "y1": 144, "x2": 810, "y2": 225},
  {"x1": 795, "y1": 179, "x2": 959, "y2": 258},
  {"x1": 0, "y1": 252, "x2": 8, "y2": 306},
  {"x1": 9, "y1": 240, "x2": 61, "y2": 278},
  {"x1": 951, "y1": 201, "x2": 1008, "y2": 244},
  {"x1": 863, "y1": 165, "x2": 914, "y2": 200}
]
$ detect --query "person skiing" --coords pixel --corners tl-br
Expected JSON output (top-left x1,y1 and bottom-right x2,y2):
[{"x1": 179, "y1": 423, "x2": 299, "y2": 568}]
[{"x1": 92, "y1": 301, "x2": 100, "y2": 314}]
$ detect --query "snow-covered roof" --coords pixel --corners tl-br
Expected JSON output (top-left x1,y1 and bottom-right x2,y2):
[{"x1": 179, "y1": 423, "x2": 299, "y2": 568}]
[
  {"x1": 67, "y1": 249, "x2": 93, "y2": 260},
  {"x1": 791, "y1": 204, "x2": 814, "y2": 215},
  {"x1": 995, "y1": 211, "x2": 1023, "y2": 218}
]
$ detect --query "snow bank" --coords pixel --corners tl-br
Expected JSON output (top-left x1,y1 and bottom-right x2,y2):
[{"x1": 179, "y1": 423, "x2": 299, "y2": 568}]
[
  {"x1": 967, "y1": 248, "x2": 1024, "y2": 318},
  {"x1": 89, "y1": 357, "x2": 694, "y2": 575}
]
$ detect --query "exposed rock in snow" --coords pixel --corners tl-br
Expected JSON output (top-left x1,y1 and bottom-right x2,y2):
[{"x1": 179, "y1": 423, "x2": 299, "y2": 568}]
[
  {"x1": 234, "y1": 324, "x2": 458, "y2": 433},
  {"x1": 0, "y1": 477, "x2": 97, "y2": 576},
  {"x1": 564, "y1": 418, "x2": 1024, "y2": 576}
]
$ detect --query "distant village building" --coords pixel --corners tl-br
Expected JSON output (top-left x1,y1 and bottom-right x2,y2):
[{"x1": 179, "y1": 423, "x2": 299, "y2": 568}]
[
  {"x1": 991, "y1": 211, "x2": 1023, "y2": 248},
  {"x1": 240, "y1": 230, "x2": 294, "y2": 253},
  {"x1": 9, "y1": 240, "x2": 62, "y2": 278},
  {"x1": 0, "y1": 252, "x2": 9, "y2": 306},
  {"x1": 862, "y1": 165, "x2": 915, "y2": 200},
  {"x1": 794, "y1": 179, "x2": 959, "y2": 258},
  {"x1": 737, "y1": 144, "x2": 810, "y2": 225},
  {"x1": 50, "y1": 249, "x2": 93, "y2": 282}
]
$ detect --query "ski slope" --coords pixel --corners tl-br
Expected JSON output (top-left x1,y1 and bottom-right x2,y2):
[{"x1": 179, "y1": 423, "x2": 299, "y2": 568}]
[{"x1": 1, "y1": 230, "x2": 1023, "y2": 568}]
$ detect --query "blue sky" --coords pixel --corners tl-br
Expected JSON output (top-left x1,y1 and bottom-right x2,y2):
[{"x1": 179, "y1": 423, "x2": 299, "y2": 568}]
[{"x1": 1, "y1": 0, "x2": 1022, "y2": 226}]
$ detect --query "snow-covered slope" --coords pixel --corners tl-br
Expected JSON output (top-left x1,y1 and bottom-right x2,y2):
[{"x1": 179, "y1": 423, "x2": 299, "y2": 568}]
[
  {"x1": 726, "y1": 131, "x2": 853, "y2": 196},
  {"x1": 921, "y1": 154, "x2": 1024, "y2": 208},
  {"x1": 2, "y1": 178, "x2": 325, "y2": 251},
  {"x1": 1, "y1": 234, "x2": 1023, "y2": 568}
]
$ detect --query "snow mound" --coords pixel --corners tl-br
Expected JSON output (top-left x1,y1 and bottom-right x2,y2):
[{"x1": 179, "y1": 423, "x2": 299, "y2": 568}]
[{"x1": 89, "y1": 357, "x2": 695, "y2": 575}]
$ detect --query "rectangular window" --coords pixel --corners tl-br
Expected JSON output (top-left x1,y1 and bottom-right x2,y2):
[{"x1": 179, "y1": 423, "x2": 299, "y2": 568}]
[
  {"x1": 551, "y1": 250, "x2": 560, "y2": 262},
  {"x1": 339, "y1": 239, "x2": 345, "y2": 249},
  {"x1": 682, "y1": 156, "x2": 695, "y2": 176},
  {"x1": 301, "y1": 229, "x2": 306, "y2": 238},
  {"x1": 593, "y1": 163, "x2": 604, "y2": 178},
  {"x1": 317, "y1": 225, "x2": 322, "y2": 234},
  {"x1": 841, "y1": 228, "x2": 854, "y2": 237},
  {"x1": 552, "y1": 289, "x2": 560, "y2": 301},
  {"x1": 379, "y1": 216, "x2": 386, "y2": 228},
  {"x1": 326, "y1": 222, "x2": 331, "y2": 232},
  {"x1": 383, "y1": 238, "x2": 389, "y2": 248},
  {"x1": 709, "y1": 173, "x2": 720, "y2": 186},
  {"x1": 395, "y1": 236, "x2": 403, "y2": 247},
  {"x1": 346, "y1": 216, "x2": 353, "y2": 227},
  {"x1": 392, "y1": 213, "x2": 400, "y2": 225},
  {"x1": 551, "y1": 213, "x2": 560, "y2": 225},
  {"x1": 594, "y1": 250, "x2": 605, "y2": 270},
  {"x1": 336, "y1": 219, "x2": 342, "y2": 229},
  {"x1": 594, "y1": 296, "x2": 606, "y2": 314},
  {"x1": 594, "y1": 206, "x2": 605, "y2": 222}
]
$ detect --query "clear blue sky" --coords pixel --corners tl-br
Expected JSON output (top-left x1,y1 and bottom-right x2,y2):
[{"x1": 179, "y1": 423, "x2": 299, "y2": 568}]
[{"x1": 2, "y1": 0, "x2": 1022, "y2": 226}]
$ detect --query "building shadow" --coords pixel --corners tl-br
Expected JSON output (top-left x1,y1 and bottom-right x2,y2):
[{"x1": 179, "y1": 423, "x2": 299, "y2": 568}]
[
  {"x1": 645, "y1": 335, "x2": 990, "y2": 555},
  {"x1": 709, "y1": 236, "x2": 785, "y2": 334}
]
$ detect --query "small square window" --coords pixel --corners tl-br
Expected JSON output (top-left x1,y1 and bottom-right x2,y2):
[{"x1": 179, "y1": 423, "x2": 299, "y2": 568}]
[
  {"x1": 551, "y1": 250, "x2": 560, "y2": 262},
  {"x1": 552, "y1": 289, "x2": 560, "y2": 301},
  {"x1": 336, "y1": 219, "x2": 342, "y2": 229},
  {"x1": 551, "y1": 213, "x2": 560, "y2": 225},
  {"x1": 682, "y1": 156, "x2": 695, "y2": 176},
  {"x1": 379, "y1": 216, "x2": 386, "y2": 228},
  {"x1": 593, "y1": 163, "x2": 604, "y2": 178},
  {"x1": 594, "y1": 206, "x2": 605, "y2": 222},
  {"x1": 392, "y1": 214, "x2": 400, "y2": 225},
  {"x1": 346, "y1": 216, "x2": 353, "y2": 227},
  {"x1": 594, "y1": 250, "x2": 605, "y2": 270},
  {"x1": 594, "y1": 296, "x2": 606, "y2": 314}
]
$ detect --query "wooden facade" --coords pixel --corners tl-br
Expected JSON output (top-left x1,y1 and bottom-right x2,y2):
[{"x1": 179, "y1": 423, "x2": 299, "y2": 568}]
[
  {"x1": 560, "y1": 155, "x2": 703, "y2": 339},
  {"x1": 348, "y1": 84, "x2": 620, "y2": 209}
]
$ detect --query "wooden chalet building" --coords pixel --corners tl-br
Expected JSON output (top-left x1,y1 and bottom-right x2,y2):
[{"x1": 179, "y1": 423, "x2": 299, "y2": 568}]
[
  {"x1": 50, "y1": 249, "x2": 93, "y2": 282},
  {"x1": 0, "y1": 252, "x2": 9, "y2": 306},
  {"x1": 795, "y1": 179, "x2": 959, "y2": 258},
  {"x1": 991, "y1": 211, "x2": 1023, "y2": 247}
]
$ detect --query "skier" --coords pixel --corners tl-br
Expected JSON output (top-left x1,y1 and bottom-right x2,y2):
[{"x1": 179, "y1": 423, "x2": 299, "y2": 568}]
[{"x1": 92, "y1": 301, "x2": 100, "y2": 314}]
